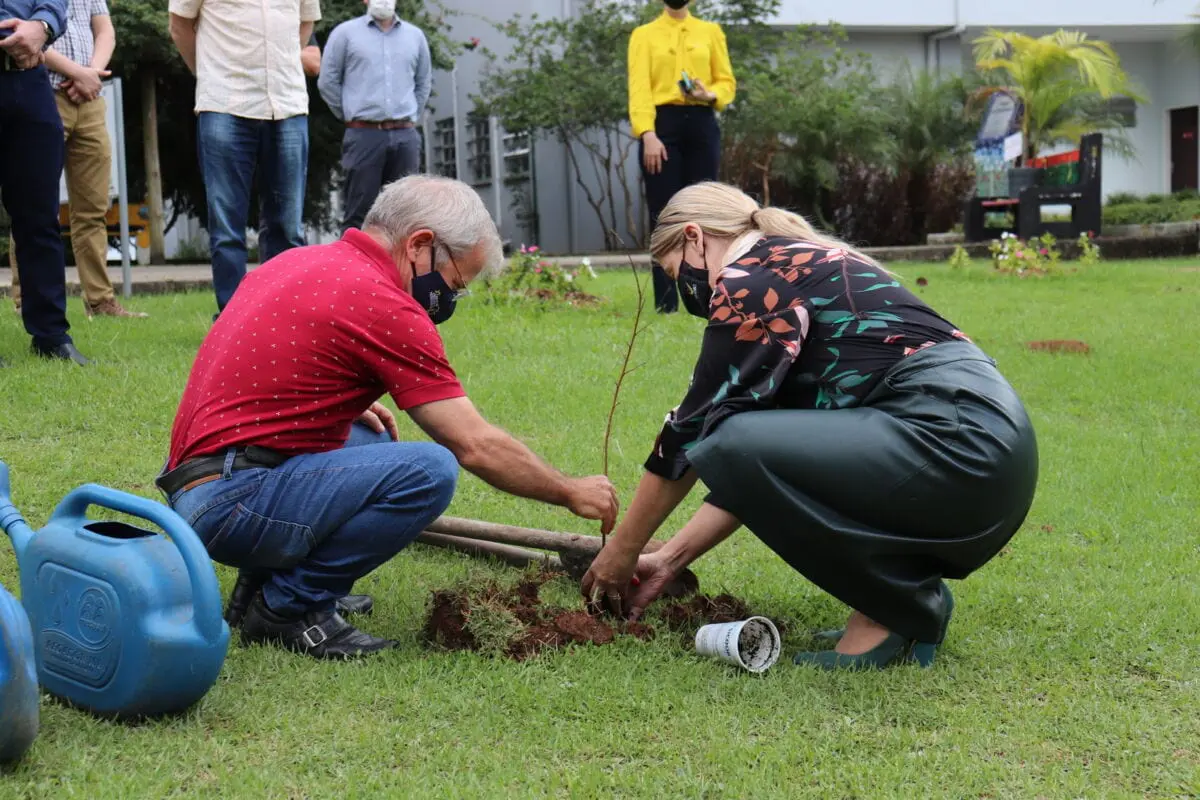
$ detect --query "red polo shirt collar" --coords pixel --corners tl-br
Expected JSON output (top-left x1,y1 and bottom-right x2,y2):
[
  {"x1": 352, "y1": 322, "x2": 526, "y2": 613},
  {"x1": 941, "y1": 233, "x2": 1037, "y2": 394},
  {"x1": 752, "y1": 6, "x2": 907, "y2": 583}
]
[{"x1": 342, "y1": 228, "x2": 411, "y2": 294}]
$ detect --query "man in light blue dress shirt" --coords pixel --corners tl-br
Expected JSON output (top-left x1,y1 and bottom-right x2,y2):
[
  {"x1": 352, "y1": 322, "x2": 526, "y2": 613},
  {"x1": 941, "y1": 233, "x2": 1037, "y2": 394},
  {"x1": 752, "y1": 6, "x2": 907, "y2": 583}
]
[{"x1": 318, "y1": 0, "x2": 431, "y2": 233}]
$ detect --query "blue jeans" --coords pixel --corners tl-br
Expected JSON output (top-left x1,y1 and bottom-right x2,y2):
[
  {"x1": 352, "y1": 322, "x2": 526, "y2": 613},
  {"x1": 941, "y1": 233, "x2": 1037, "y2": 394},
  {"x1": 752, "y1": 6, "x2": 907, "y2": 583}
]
[
  {"x1": 168, "y1": 424, "x2": 458, "y2": 616},
  {"x1": 197, "y1": 112, "x2": 309, "y2": 311}
]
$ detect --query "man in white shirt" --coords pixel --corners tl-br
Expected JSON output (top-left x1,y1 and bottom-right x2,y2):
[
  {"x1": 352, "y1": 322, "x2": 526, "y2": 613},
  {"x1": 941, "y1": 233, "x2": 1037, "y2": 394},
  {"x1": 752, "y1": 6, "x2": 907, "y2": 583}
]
[{"x1": 168, "y1": 0, "x2": 321, "y2": 315}]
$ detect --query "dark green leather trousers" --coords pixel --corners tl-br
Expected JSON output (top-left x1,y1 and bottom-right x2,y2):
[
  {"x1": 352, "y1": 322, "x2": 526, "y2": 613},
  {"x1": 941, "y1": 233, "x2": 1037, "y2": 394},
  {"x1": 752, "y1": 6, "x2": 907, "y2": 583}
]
[{"x1": 689, "y1": 341, "x2": 1039, "y2": 643}]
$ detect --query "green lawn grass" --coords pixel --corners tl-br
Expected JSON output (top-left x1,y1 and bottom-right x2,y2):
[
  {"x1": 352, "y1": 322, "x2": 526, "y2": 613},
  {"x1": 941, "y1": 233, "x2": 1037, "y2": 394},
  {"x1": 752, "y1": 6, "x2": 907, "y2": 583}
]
[{"x1": 1, "y1": 259, "x2": 1198, "y2": 798}]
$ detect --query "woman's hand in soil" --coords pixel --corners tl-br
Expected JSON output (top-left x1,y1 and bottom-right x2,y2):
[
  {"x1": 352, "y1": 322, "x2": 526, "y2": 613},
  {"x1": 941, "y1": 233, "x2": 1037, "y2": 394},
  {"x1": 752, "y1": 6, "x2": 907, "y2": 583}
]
[
  {"x1": 626, "y1": 553, "x2": 679, "y2": 621},
  {"x1": 581, "y1": 544, "x2": 639, "y2": 617}
]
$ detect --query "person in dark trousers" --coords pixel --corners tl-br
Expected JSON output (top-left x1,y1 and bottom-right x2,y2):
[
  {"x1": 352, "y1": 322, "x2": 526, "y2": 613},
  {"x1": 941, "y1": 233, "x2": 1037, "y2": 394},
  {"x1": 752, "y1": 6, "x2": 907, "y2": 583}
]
[
  {"x1": 318, "y1": 0, "x2": 431, "y2": 234},
  {"x1": 627, "y1": 0, "x2": 734, "y2": 313},
  {"x1": 582, "y1": 182, "x2": 1039, "y2": 671},
  {"x1": 0, "y1": 0, "x2": 90, "y2": 366},
  {"x1": 10, "y1": 0, "x2": 148, "y2": 320}
]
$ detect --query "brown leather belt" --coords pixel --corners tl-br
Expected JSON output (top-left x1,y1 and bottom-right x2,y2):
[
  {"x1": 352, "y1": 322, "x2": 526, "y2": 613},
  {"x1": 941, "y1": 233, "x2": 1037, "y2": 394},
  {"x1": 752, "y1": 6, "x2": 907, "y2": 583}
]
[
  {"x1": 346, "y1": 119, "x2": 413, "y2": 130},
  {"x1": 178, "y1": 474, "x2": 222, "y2": 494}
]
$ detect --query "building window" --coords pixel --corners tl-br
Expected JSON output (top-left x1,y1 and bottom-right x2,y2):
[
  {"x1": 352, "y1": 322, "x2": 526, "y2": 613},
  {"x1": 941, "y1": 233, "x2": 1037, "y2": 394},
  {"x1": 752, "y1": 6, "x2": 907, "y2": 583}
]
[
  {"x1": 1106, "y1": 96, "x2": 1137, "y2": 128},
  {"x1": 503, "y1": 131, "x2": 532, "y2": 183},
  {"x1": 431, "y1": 117, "x2": 457, "y2": 179},
  {"x1": 466, "y1": 114, "x2": 492, "y2": 185}
]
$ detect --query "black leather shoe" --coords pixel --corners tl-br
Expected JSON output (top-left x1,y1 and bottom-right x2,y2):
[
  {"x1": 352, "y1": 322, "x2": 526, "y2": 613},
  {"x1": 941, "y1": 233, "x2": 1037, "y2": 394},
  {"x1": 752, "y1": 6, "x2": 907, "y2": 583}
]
[
  {"x1": 31, "y1": 342, "x2": 91, "y2": 366},
  {"x1": 240, "y1": 593, "x2": 396, "y2": 659},
  {"x1": 336, "y1": 593, "x2": 374, "y2": 617},
  {"x1": 225, "y1": 570, "x2": 374, "y2": 629}
]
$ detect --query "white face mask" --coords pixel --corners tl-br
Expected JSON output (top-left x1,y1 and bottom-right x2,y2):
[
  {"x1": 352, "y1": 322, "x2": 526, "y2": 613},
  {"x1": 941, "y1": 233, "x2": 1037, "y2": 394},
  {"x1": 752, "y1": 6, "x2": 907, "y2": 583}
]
[{"x1": 367, "y1": 0, "x2": 396, "y2": 20}]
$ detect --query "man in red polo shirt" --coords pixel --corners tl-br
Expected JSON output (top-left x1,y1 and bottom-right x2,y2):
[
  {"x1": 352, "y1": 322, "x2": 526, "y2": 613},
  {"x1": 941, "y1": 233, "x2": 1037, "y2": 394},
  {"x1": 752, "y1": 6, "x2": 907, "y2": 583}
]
[{"x1": 157, "y1": 175, "x2": 618, "y2": 659}]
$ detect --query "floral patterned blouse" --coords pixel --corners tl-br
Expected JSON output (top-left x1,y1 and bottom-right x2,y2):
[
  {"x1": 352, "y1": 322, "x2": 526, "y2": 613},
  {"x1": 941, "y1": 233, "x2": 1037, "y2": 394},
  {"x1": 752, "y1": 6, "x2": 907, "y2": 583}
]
[{"x1": 645, "y1": 236, "x2": 972, "y2": 481}]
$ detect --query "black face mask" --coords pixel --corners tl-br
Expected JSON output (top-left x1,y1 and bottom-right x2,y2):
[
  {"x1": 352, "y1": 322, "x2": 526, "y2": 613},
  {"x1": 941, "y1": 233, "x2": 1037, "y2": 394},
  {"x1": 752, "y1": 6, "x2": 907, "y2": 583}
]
[
  {"x1": 664, "y1": 0, "x2": 689, "y2": 8},
  {"x1": 412, "y1": 268, "x2": 458, "y2": 324},
  {"x1": 676, "y1": 260, "x2": 713, "y2": 318}
]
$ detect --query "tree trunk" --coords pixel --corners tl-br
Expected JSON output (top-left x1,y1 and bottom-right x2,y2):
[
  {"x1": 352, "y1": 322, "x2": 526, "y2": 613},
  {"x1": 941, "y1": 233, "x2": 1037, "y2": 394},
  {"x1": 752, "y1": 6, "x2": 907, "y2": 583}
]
[
  {"x1": 757, "y1": 148, "x2": 776, "y2": 206},
  {"x1": 907, "y1": 168, "x2": 928, "y2": 246},
  {"x1": 141, "y1": 70, "x2": 166, "y2": 265}
]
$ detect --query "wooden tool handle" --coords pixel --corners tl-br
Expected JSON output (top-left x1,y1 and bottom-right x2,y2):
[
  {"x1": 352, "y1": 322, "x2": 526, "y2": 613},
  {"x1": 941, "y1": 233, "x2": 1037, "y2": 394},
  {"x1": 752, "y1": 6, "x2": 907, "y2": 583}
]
[{"x1": 425, "y1": 516, "x2": 664, "y2": 556}]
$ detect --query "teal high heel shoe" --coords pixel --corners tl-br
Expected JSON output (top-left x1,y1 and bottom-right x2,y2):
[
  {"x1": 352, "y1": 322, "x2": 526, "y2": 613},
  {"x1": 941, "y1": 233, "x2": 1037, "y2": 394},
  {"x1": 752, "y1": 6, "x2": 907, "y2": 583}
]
[
  {"x1": 812, "y1": 628, "x2": 844, "y2": 642},
  {"x1": 794, "y1": 585, "x2": 955, "y2": 671}
]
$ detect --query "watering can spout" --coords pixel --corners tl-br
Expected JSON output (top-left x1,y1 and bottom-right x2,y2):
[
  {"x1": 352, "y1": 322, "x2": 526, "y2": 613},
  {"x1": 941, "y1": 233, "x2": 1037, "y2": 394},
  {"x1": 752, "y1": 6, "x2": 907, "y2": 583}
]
[{"x1": 0, "y1": 462, "x2": 35, "y2": 556}]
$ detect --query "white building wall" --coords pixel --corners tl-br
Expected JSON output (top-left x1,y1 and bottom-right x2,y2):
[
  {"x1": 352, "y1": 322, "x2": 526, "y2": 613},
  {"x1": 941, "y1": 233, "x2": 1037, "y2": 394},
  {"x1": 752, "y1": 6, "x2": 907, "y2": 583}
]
[
  {"x1": 957, "y1": 0, "x2": 1195, "y2": 28},
  {"x1": 1105, "y1": 42, "x2": 1166, "y2": 199},
  {"x1": 843, "y1": 33, "x2": 928, "y2": 76},
  {"x1": 774, "y1": 0, "x2": 1198, "y2": 28}
]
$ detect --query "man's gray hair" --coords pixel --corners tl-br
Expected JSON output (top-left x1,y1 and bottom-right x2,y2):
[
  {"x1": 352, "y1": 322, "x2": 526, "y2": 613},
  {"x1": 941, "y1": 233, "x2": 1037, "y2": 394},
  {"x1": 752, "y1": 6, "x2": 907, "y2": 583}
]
[{"x1": 363, "y1": 175, "x2": 505, "y2": 278}]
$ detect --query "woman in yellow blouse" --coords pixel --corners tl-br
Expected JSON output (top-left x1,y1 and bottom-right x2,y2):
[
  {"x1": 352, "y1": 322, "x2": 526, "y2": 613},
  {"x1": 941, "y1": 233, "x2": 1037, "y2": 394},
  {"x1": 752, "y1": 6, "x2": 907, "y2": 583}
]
[{"x1": 628, "y1": 0, "x2": 735, "y2": 313}]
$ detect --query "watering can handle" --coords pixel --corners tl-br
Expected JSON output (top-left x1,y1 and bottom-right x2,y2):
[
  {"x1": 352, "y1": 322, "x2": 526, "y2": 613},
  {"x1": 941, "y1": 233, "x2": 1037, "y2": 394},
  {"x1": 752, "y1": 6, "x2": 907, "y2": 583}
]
[{"x1": 50, "y1": 484, "x2": 226, "y2": 644}]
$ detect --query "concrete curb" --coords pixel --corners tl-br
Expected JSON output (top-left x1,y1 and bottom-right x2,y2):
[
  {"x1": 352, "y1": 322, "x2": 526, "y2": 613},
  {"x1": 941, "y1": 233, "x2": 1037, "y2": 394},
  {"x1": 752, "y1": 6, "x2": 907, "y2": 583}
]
[{"x1": 2, "y1": 229, "x2": 1195, "y2": 299}]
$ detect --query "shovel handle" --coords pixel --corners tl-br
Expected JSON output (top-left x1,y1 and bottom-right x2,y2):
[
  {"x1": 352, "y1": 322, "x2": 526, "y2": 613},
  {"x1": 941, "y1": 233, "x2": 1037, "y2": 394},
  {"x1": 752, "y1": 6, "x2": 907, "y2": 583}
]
[{"x1": 49, "y1": 484, "x2": 227, "y2": 644}]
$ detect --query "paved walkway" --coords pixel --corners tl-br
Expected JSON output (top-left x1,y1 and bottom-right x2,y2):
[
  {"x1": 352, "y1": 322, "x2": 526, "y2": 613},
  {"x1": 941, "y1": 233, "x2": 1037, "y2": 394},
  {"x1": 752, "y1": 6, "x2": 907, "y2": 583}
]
[
  {"x1": 0, "y1": 265, "x2": 219, "y2": 297},
  {"x1": 0, "y1": 242, "x2": 985, "y2": 297}
]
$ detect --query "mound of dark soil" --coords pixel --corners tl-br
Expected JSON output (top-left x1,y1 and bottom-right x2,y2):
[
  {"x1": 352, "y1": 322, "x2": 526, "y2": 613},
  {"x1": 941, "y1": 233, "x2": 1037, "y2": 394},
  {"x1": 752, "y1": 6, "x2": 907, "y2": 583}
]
[{"x1": 422, "y1": 572, "x2": 764, "y2": 661}]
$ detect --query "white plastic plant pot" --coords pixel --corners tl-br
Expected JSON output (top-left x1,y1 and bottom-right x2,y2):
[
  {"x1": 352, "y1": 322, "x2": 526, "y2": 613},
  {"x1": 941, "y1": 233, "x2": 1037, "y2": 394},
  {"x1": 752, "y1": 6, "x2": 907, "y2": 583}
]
[{"x1": 694, "y1": 616, "x2": 781, "y2": 673}]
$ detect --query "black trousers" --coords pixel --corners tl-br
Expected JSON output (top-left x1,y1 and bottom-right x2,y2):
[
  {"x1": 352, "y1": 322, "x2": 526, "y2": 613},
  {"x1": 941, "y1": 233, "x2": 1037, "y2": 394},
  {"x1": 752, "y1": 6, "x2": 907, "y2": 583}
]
[
  {"x1": 339, "y1": 126, "x2": 422, "y2": 233},
  {"x1": 689, "y1": 342, "x2": 1039, "y2": 643},
  {"x1": 0, "y1": 66, "x2": 71, "y2": 348},
  {"x1": 641, "y1": 105, "x2": 721, "y2": 313}
]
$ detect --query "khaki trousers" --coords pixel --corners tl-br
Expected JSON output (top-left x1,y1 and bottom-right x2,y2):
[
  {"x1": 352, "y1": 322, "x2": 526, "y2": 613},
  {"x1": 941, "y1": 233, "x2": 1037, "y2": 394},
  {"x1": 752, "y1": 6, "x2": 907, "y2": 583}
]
[{"x1": 10, "y1": 91, "x2": 113, "y2": 306}]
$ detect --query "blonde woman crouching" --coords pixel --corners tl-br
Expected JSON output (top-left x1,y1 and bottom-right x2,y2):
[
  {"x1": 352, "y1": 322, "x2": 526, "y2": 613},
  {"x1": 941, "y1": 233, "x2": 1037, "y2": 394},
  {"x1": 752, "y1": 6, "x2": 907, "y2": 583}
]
[{"x1": 582, "y1": 182, "x2": 1038, "y2": 670}]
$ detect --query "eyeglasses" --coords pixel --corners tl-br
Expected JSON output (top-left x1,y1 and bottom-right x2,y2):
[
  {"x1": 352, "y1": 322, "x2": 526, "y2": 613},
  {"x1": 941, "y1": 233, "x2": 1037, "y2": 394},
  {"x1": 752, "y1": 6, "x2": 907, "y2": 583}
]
[{"x1": 433, "y1": 241, "x2": 471, "y2": 300}]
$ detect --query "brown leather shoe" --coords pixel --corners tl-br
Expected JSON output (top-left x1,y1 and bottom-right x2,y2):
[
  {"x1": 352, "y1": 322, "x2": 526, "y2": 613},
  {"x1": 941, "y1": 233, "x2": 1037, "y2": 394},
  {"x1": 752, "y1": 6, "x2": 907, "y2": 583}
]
[{"x1": 86, "y1": 297, "x2": 149, "y2": 318}]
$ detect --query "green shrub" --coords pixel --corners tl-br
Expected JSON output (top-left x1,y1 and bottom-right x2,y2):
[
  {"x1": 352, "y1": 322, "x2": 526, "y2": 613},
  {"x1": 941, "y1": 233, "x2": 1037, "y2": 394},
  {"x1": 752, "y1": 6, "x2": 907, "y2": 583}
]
[
  {"x1": 1102, "y1": 199, "x2": 1200, "y2": 226},
  {"x1": 480, "y1": 247, "x2": 599, "y2": 305},
  {"x1": 1105, "y1": 191, "x2": 1141, "y2": 206}
]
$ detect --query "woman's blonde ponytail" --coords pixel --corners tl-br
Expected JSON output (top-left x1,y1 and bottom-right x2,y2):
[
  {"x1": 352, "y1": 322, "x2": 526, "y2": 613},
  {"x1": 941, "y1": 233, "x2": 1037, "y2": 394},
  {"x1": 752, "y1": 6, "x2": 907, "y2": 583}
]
[{"x1": 649, "y1": 182, "x2": 882, "y2": 270}]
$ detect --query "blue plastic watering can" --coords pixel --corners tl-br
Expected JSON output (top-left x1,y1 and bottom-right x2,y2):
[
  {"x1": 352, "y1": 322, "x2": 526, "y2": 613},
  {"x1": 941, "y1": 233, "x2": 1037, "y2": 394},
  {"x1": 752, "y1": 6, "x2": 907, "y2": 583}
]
[
  {"x1": 0, "y1": 461, "x2": 230, "y2": 719},
  {"x1": 0, "y1": 578, "x2": 38, "y2": 763}
]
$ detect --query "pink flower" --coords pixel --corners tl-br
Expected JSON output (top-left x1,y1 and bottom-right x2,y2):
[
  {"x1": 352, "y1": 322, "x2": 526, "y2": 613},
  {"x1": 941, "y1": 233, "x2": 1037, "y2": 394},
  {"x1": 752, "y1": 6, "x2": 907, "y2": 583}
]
[
  {"x1": 534, "y1": 267, "x2": 542, "y2": 273},
  {"x1": 1039, "y1": 248, "x2": 1048, "y2": 255},
  {"x1": 520, "y1": 245, "x2": 528, "y2": 254},
  {"x1": 528, "y1": 245, "x2": 539, "y2": 253},
  {"x1": 1015, "y1": 250, "x2": 1025, "y2": 258}
]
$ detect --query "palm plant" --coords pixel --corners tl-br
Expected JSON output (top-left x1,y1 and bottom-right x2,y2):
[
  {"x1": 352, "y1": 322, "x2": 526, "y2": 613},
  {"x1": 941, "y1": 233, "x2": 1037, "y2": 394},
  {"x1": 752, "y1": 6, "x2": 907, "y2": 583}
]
[
  {"x1": 882, "y1": 67, "x2": 980, "y2": 240},
  {"x1": 973, "y1": 29, "x2": 1146, "y2": 162}
]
